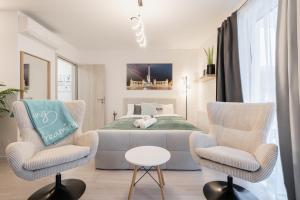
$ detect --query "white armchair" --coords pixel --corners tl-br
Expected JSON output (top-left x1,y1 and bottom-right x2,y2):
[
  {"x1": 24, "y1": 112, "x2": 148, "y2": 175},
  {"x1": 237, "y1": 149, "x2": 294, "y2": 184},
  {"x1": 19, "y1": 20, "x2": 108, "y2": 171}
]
[
  {"x1": 190, "y1": 102, "x2": 278, "y2": 200},
  {"x1": 6, "y1": 100, "x2": 98, "y2": 200}
]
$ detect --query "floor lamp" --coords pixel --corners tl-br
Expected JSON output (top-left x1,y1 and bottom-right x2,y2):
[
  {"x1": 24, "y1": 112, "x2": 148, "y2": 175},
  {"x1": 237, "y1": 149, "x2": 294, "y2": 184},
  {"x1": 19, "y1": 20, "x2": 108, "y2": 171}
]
[{"x1": 183, "y1": 76, "x2": 188, "y2": 120}]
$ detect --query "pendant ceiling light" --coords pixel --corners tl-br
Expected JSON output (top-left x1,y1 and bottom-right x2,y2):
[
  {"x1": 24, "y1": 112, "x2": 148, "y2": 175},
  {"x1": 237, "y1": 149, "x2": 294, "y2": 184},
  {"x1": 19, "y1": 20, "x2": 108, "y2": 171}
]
[{"x1": 130, "y1": 0, "x2": 147, "y2": 47}]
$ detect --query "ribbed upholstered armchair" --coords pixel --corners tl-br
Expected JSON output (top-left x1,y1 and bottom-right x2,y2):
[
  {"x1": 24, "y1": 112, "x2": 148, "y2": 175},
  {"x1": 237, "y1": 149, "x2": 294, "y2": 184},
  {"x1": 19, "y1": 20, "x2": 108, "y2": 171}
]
[
  {"x1": 6, "y1": 100, "x2": 98, "y2": 200},
  {"x1": 190, "y1": 102, "x2": 278, "y2": 200}
]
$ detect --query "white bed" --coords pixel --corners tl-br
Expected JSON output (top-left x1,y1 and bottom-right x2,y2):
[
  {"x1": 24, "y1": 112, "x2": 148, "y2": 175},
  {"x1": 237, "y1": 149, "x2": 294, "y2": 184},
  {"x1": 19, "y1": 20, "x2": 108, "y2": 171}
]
[{"x1": 95, "y1": 98, "x2": 202, "y2": 170}]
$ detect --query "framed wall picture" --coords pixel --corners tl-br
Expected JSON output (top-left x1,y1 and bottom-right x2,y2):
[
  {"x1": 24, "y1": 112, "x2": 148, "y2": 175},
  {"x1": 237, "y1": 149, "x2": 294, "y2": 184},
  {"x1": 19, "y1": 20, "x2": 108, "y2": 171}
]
[{"x1": 127, "y1": 63, "x2": 172, "y2": 90}]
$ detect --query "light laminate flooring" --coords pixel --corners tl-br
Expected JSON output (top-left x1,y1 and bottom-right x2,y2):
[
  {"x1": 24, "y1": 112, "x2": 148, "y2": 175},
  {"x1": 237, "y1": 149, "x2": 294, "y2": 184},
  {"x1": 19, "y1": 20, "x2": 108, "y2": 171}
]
[{"x1": 0, "y1": 159, "x2": 274, "y2": 200}]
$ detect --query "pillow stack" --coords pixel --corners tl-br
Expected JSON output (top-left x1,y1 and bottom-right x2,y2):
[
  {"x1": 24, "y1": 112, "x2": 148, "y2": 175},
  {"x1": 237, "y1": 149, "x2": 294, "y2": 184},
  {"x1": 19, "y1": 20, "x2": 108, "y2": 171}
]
[{"x1": 127, "y1": 103, "x2": 175, "y2": 115}]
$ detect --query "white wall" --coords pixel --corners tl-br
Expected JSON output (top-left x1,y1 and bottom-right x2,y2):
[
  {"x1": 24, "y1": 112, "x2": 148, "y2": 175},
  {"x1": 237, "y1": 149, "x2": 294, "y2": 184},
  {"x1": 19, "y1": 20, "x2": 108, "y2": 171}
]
[
  {"x1": 18, "y1": 34, "x2": 56, "y2": 97},
  {"x1": 0, "y1": 11, "x2": 80, "y2": 156},
  {"x1": 79, "y1": 50, "x2": 201, "y2": 125},
  {"x1": 197, "y1": 32, "x2": 218, "y2": 131},
  {"x1": 0, "y1": 11, "x2": 18, "y2": 88},
  {"x1": 196, "y1": 2, "x2": 246, "y2": 131},
  {"x1": 0, "y1": 11, "x2": 19, "y2": 157},
  {"x1": 18, "y1": 33, "x2": 79, "y2": 99}
]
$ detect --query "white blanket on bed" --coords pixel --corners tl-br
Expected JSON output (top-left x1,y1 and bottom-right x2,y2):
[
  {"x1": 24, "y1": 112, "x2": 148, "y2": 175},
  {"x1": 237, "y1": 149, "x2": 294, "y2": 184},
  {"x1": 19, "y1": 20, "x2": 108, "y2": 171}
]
[{"x1": 133, "y1": 117, "x2": 158, "y2": 129}]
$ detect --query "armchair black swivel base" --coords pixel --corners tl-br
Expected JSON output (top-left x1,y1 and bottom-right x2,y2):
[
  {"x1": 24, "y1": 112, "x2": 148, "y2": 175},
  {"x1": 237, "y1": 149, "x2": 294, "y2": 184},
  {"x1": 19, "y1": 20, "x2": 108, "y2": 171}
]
[
  {"x1": 203, "y1": 176, "x2": 258, "y2": 200},
  {"x1": 28, "y1": 173, "x2": 86, "y2": 200}
]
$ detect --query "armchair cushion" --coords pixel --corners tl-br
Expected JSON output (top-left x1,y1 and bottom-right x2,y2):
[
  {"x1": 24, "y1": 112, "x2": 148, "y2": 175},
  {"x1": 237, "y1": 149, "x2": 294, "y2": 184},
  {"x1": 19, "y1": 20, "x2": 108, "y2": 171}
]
[
  {"x1": 74, "y1": 131, "x2": 98, "y2": 158},
  {"x1": 23, "y1": 145, "x2": 90, "y2": 170},
  {"x1": 254, "y1": 143, "x2": 278, "y2": 169},
  {"x1": 6, "y1": 142, "x2": 36, "y2": 170},
  {"x1": 189, "y1": 132, "x2": 217, "y2": 149},
  {"x1": 211, "y1": 125, "x2": 260, "y2": 153},
  {"x1": 195, "y1": 146, "x2": 260, "y2": 172}
]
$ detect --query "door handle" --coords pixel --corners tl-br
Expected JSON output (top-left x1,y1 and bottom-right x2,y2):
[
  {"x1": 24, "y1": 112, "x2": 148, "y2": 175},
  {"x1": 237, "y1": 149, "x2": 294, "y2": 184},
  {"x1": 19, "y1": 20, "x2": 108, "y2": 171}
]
[{"x1": 97, "y1": 98, "x2": 105, "y2": 104}]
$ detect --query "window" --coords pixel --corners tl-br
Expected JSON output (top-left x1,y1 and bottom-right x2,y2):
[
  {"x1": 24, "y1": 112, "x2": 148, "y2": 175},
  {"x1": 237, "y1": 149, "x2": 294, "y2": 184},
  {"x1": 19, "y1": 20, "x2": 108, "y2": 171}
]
[
  {"x1": 56, "y1": 57, "x2": 77, "y2": 101},
  {"x1": 251, "y1": 8, "x2": 277, "y2": 103},
  {"x1": 237, "y1": 0, "x2": 287, "y2": 199}
]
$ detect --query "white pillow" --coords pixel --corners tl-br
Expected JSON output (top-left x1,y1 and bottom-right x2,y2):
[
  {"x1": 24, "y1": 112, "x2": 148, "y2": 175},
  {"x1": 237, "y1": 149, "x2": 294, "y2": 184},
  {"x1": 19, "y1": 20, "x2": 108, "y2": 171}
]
[
  {"x1": 127, "y1": 104, "x2": 134, "y2": 115},
  {"x1": 162, "y1": 104, "x2": 174, "y2": 114},
  {"x1": 141, "y1": 103, "x2": 157, "y2": 116}
]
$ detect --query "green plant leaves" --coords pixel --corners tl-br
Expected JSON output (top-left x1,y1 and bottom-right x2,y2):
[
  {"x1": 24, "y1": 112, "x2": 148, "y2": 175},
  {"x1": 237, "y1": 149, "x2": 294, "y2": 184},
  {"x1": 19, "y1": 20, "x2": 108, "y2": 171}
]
[
  {"x1": 204, "y1": 47, "x2": 214, "y2": 65},
  {"x1": 0, "y1": 88, "x2": 20, "y2": 114}
]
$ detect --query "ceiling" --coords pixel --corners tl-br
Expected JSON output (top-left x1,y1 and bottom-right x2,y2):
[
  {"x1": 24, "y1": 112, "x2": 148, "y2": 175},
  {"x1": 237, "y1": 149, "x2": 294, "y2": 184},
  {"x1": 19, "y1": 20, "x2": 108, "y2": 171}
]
[{"x1": 0, "y1": 0, "x2": 242, "y2": 50}]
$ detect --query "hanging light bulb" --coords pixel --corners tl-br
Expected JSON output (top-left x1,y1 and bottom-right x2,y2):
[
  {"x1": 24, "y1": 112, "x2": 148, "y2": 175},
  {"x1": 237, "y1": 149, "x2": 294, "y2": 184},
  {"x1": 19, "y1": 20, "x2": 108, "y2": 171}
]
[
  {"x1": 130, "y1": 0, "x2": 147, "y2": 48},
  {"x1": 139, "y1": 39, "x2": 147, "y2": 47},
  {"x1": 132, "y1": 17, "x2": 142, "y2": 30},
  {"x1": 130, "y1": 16, "x2": 147, "y2": 48},
  {"x1": 136, "y1": 35, "x2": 144, "y2": 43},
  {"x1": 136, "y1": 29, "x2": 143, "y2": 37}
]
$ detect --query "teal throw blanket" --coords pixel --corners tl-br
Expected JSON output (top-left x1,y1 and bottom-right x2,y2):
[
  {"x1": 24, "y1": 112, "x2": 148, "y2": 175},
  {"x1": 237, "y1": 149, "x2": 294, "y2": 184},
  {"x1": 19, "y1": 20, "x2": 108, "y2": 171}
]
[{"x1": 23, "y1": 100, "x2": 78, "y2": 146}]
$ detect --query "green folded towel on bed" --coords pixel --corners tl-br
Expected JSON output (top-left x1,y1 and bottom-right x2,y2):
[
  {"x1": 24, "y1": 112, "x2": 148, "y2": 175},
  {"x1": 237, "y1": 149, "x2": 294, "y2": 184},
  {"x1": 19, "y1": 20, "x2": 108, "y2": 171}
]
[{"x1": 23, "y1": 100, "x2": 78, "y2": 146}]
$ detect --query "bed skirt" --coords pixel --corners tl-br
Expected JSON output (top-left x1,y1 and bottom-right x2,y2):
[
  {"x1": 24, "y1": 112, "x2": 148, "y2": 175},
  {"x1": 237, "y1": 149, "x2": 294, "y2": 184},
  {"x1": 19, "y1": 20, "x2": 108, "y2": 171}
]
[{"x1": 95, "y1": 130, "x2": 201, "y2": 170}]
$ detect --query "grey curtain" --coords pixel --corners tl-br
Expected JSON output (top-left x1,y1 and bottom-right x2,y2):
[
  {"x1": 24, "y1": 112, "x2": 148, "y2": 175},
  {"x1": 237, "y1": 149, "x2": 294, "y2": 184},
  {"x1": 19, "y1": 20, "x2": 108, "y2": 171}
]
[
  {"x1": 216, "y1": 11, "x2": 243, "y2": 102},
  {"x1": 276, "y1": 0, "x2": 300, "y2": 199}
]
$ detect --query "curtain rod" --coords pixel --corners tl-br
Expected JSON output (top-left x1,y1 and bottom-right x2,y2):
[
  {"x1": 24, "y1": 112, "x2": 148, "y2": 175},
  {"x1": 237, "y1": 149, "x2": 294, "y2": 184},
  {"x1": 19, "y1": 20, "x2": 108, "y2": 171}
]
[{"x1": 237, "y1": 0, "x2": 249, "y2": 11}]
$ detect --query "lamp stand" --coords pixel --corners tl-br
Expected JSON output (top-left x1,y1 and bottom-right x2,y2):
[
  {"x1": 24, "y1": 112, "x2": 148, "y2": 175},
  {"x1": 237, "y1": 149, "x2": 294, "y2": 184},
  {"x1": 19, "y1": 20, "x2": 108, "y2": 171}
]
[{"x1": 185, "y1": 76, "x2": 188, "y2": 120}]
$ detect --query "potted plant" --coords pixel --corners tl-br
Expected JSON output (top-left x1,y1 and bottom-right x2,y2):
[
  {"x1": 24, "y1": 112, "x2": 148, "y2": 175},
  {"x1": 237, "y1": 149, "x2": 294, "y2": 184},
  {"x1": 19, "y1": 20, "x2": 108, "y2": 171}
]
[
  {"x1": 204, "y1": 47, "x2": 215, "y2": 75},
  {"x1": 0, "y1": 87, "x2": 19, "y2": 157},
  {"x1": 0, "y1": 88, "x2": 19, "y2": 117}
]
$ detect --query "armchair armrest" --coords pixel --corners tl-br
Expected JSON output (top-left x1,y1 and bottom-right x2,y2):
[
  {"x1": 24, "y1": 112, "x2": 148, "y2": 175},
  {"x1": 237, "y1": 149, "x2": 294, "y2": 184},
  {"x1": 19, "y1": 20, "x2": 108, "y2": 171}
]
[
  {"x1": 74, "y1": 130, "x2": 99, "y2": 157},
  {"x1": 189, "y1": 131, "x2": 217, "y2": 165},
  {"x1": 254, "y1": 143, "x2": 278, "y2": 177},
  {"x1": 5, "y1": 142, "x2": 36, "y2": 171},
  {"x1": 189, "y1": 131, "x2": 217, "y2": 149}
]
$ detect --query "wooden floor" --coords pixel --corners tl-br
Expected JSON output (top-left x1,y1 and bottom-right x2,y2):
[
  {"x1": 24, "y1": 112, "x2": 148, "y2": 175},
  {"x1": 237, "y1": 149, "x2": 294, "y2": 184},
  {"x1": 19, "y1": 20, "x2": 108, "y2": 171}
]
[{"x1": 0, "y1": 159, "x2": 273, "y2": 200}]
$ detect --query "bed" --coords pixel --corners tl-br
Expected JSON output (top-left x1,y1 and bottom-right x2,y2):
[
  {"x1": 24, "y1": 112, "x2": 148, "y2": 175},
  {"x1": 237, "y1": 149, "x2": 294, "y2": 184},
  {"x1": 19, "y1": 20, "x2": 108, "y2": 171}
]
[{"x1": 95, "y1": 98, "x2": 202, "y2": 170}]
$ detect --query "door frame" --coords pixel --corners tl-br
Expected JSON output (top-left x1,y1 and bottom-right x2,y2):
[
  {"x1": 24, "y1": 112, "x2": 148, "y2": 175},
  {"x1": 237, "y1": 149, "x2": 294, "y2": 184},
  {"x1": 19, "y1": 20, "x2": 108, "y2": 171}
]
[
  {"x1": 55, "y1": 54, "x2": 78, "y2": 100},
  {"x1": 20, "y1": 51, "x2": 51, "y2": 99},
  {"x1": 78, "y1": 64, "x2": 105, "y2": 130}
]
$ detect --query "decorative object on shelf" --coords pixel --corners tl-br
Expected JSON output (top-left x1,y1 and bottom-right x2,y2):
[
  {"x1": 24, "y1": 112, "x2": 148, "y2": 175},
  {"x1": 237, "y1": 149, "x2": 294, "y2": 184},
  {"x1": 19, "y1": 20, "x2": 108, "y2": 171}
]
[
  {"x1": 113, "y1": 111, "x2": 118, "y2": 121},
  {"x1": 127, "y1": 64, "x2": 173, "y2": 90},
  {"x1": 130, "y1": 0, "x2": 147, "y2": 47},
  {"x1": 204, "y1": 47, "x2": 215, "y2": 74},
  {"x1": 203, "y1": 69, "x2": 206, "y2": 76}
]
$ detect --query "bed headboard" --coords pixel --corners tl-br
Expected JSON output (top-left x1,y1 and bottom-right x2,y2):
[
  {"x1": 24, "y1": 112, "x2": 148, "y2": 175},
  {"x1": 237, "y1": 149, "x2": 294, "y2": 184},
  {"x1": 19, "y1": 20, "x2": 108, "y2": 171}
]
[{"x1": 123, "y1": 98, "x2": 177, "y2": 115}]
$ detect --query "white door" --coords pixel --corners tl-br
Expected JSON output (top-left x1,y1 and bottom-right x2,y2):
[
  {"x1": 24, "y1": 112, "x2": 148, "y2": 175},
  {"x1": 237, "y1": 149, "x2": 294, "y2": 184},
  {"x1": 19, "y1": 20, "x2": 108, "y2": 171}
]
[{"x1": 78, "y1": 64, "x2": 105, "y2": 131}]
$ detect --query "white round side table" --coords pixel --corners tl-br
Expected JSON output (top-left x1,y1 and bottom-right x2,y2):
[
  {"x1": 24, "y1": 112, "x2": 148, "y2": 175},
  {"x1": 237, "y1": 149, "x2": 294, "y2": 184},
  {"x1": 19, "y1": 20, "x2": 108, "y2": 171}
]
[{"x1": 125, "y1": 146, "x2": 171, "y2": 200}]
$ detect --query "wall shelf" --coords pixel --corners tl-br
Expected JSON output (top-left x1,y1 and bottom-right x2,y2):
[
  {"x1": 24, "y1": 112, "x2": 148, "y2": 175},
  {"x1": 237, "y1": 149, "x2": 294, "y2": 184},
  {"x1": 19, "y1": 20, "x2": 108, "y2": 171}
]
[{"x1": 199, "y1": 74, "x2": 216, "y2": 82}]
